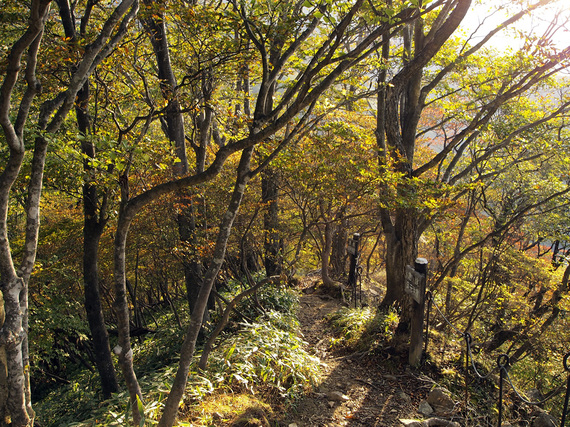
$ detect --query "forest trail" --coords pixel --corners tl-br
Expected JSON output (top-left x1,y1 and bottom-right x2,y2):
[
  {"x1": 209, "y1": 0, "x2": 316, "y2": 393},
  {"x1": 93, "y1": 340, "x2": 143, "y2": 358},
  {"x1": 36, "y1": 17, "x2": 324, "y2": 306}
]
[{"x1": 280, "y1": 282, "x2": 432, "y2": 427}]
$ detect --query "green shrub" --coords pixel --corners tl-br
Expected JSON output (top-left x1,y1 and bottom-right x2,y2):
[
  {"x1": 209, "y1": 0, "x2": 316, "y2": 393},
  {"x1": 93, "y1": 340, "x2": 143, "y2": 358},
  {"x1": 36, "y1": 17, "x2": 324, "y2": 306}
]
[
  {"x1": 327, "y1": 306, "x2": 398, "y2": 351},
  {"x1": 207, "y1": 310, "x2": 320, "y2": 401}
]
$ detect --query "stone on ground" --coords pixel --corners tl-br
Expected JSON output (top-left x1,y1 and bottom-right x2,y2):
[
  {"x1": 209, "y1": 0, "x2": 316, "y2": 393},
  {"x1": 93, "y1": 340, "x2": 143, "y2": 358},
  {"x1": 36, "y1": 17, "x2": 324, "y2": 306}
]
[{"x1": 426, "y1": 387, "x2": 455, "y2": 413}]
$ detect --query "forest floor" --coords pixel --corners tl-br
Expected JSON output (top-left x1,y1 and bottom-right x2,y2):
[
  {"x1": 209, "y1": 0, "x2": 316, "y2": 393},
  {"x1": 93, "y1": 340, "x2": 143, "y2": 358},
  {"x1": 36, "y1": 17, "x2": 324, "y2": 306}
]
[{"x1": 277, "y1": 278, "x2": 436, "y2": 427}]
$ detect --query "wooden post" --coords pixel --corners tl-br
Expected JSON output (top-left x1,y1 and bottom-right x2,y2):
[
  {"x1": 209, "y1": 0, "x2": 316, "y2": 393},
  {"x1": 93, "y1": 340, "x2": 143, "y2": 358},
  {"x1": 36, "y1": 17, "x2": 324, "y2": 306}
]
[
  {"x1": 347, "y1": 233, "x2": 360, "y2": 308},
  {"x1": 408, "y1": 257, "x2": 428, "y2": 367}
]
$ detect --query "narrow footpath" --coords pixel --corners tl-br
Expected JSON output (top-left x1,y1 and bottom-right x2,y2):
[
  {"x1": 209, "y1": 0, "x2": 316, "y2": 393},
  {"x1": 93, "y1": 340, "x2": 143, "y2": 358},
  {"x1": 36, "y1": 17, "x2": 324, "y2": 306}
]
[{"x1": 281, "y1": 287, "x2": 432, "y2": 427}]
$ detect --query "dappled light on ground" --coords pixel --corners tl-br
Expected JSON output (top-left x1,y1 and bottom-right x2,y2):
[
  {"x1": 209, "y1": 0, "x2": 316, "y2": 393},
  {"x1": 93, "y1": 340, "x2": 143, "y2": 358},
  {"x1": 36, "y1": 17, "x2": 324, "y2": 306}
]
[{"x1": 282, "y1": 278, "x2": 429, "y2": 426}]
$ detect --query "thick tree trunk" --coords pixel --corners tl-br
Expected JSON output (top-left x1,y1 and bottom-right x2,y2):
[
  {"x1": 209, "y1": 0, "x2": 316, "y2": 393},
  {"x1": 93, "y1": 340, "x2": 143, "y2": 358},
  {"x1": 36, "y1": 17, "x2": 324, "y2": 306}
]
[
  {"x1": 375, "y1": 1, "x2": 471, "y2": 325},
  {"x1": 0, "y1": 152, "x2": 26, "y2": 425},
  {"x1": 6, "y1": 130, "x2": 50, "y2": 426},
  {"x1": 2, "y1": 277, "x2": 29, "y2": 426},
  {"x1": 141, "y1": 1, "x2": 188, "y2": 176},
  {"x1": 0, "y1": 293, "x2": 5, "y2": 426},
  {"x1": 143, "y1": 5, "x2": 210, "y2": 321},
  {"x1": 241, "y1": 232, "x2": 261, "y2": 274},
  {"x1": 184, "y1": 255, "x2": 204, "y2": 313},
  {"x1": 381, "y1": 208, "x2": 418, "y2": 331}
]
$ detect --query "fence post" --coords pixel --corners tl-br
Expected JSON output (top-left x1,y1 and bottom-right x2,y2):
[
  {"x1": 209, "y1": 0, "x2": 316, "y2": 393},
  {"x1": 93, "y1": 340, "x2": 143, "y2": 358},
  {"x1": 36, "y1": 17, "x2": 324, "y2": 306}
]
[
  {"x1": 424, "y1": 291, "x2": 432, "y2": 355},
  {"x1": 347, "y1": 233, "x2": 360, "y2": 308},
  {"x1": 497, "y1": 354, "x2": 509, "y2": 427},
  {"x1": 408, "y1": 258, "x2": 428, "y2": 367},
  {"x1": 562, "y1": 352, "x2": 570, "y2": 427}
]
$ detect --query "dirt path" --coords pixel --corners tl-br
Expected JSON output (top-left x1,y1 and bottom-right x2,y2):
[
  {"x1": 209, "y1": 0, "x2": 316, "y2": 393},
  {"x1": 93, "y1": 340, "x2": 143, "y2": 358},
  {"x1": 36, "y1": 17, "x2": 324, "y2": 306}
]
[{"x1": 281, "y1": 290, "x2": 432, "y2": 427}]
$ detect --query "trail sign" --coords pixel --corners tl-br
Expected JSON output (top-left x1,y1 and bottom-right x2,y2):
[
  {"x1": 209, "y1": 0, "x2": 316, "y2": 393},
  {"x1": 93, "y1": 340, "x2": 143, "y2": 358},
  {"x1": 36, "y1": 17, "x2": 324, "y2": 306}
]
[
  {"x1": 405, "y1": 265, "x2": 425, "y2": 304},
  {"x1": 347, "y1": 236, "x2": 359, "y2": 256}
]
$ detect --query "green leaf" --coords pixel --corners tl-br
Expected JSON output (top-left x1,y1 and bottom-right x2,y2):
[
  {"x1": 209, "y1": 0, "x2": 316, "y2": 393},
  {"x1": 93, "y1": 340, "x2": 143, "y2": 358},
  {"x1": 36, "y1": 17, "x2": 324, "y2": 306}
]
[{"x1": 136, "y1": 395, "x2": 145, "y2": 427}]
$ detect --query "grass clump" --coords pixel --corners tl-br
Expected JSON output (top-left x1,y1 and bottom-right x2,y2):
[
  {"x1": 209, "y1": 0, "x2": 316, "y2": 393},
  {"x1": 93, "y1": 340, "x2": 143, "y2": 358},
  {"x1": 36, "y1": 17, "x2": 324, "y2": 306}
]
[
  {"x1": 327, "y1": 306, "x2": 398, "y2": 352},
  {"x1": 206, "y1": 310, "x2": 321, "y2": 401},
  {"x1": 186, "y1": 392, "x2": 274, "y2": 427}
]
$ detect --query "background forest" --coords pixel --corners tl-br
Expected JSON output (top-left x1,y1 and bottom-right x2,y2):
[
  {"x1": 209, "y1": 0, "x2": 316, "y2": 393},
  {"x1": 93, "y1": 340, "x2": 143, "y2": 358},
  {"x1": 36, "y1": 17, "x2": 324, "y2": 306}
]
[{"x1": 1, "y1": 0, "x2": 570, "y2": 426}]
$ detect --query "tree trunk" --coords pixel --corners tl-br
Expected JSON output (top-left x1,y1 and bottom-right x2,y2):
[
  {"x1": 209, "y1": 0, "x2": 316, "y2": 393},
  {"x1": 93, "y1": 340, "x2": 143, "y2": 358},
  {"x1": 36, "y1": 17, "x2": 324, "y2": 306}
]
[
  {"x1": 321, "y1": 220, "x2": 335, "y2": 287},
  {"x1": 509, "y1": 263, "x2": 569, "y2": 363},
  {"x1": 183, "y1": 66, "x2": 212, "y2": 315},
  {"x1": 83, "y1": 209, "x2": 119, "y2": 398},
  {"x1": 375, "y1": 1, "x2": 471, "y2": 327},
  {"x1": 114, "y1": 199, "x2": 144, "y2": 426},
  {"x1": 0, "y1": 291, "x2": 5, "y2": 425},
  {"x1": 198, "y1": 276, "x2": 277, "y2": 371},
  {"x1": 262, "y1": 168, "x2": 282, "y2": 276},
  {"x1": 2, "y1": 277, "x2": 29, "y2": 426},
  {"x1": 158, "y1": 146, "x2": 254, "y2": 427},
  {"x1": 141, "y1": 1, "x2": 188, "y2": 177},
  {"x1": 381, "y1": 208, "x2": 418, "y2": 332},
  {"x1": 330, "y1": 211, "x2": 348, "y2": 278},
  {"x1": 184, "y1": 254, "x2": 204, "y2": 313},
  {"x1": 67, "y1": 15, "x2": 119, "y2": 394},
  {"x1": 142, "y1": 4, "x2": 211, "y2": 321}
]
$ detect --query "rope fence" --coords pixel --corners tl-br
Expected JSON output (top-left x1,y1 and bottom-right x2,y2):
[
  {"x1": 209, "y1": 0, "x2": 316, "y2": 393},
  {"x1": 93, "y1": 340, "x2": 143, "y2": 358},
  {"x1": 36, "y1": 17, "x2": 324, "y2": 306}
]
[{"x1": 423, "y1": 291, "x2": 570, "y2": 427}]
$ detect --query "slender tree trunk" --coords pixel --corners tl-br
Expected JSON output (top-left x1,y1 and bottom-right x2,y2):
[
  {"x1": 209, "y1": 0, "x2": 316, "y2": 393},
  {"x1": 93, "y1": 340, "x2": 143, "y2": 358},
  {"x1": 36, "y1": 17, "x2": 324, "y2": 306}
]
[
  {"x1": 184, "y1": 68, "x2": 212, "y2": 315},
  {"x1": 114, "y1": 198, "x2": 144, "y2": 425},
  {"x1": 198, "y1": 276, "x2": 277, "y2": 371},
  {"x1": 445, "y1": 196, "x2": 474, "y2": 315},
  {"x1": 318, "y1": 199, "x2": 335, "y2": 287},
  {"x1": 72, "y1": 48, "x2": 119, "y2": 398},
  {"x1": 321, "y1": 222, "x2": 335, "y2": 287},
  {"x1": 330, "y1": 211, "x2": 348, "y2": 278},
  {"x1": 262, "y1": 168, "x2": 282, "y2": 276},
  {"x1": 158, "y1": 147, "x2": 254, "y2": 427},
  {"x1": 142, "y1": 3, "x2": 211, "y2": 320},
  {"x1": 83, "y1": 210, "x2": 119, "y2": 398},
  {"x1": 509, "y1": 263, "x2": 569, "y2": 363}
]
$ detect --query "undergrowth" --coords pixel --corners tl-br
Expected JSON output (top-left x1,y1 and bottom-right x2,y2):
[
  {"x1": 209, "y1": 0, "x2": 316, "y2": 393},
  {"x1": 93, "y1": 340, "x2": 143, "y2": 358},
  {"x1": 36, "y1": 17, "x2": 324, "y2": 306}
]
[
  {"x1": 206, "y1": 311, "x2": 320, "y2": 401},
  {"x1": 34, "y1": 283, "x2": 319, "y2": 426},
  {"x1": 327, "y1": 306, "x2": 398, "y2": 352}
]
